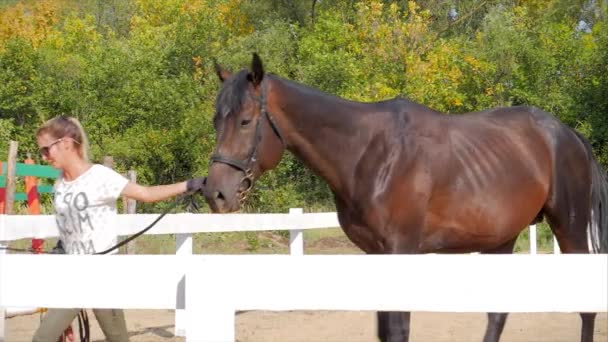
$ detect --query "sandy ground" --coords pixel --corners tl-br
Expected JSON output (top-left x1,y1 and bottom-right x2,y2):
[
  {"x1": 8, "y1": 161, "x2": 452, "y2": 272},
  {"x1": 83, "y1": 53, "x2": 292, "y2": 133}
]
[{"x1": 6, "y1": 309, "x2": 607, "y2": 342}]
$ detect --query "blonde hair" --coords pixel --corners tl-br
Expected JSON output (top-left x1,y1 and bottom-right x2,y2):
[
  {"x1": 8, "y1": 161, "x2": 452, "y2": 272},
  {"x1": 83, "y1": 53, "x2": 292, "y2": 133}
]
[{"x1": 36, "y1": 116, "x2": 90, "y2": 161}]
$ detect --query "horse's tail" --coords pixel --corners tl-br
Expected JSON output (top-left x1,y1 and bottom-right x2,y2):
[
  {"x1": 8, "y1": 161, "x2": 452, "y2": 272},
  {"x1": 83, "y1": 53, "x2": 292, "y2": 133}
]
[{"x1": 573, "y1": 130, "x2": 608, "y2": 253}]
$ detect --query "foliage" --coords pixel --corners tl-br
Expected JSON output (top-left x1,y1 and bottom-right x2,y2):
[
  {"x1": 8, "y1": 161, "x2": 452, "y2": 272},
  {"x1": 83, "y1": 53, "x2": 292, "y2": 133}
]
[
  {"x1": 0, "y1": 0, "x2": 59, "y2": 49},
  {"x1": 1, "y1": 0, "x2": 607, "y2": 214}
]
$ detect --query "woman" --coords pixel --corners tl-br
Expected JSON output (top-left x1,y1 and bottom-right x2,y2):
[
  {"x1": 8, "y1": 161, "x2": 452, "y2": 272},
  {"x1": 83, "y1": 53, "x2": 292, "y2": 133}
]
[{"x1": 33, "y1": 116, "x2": 206, "y2": 342}]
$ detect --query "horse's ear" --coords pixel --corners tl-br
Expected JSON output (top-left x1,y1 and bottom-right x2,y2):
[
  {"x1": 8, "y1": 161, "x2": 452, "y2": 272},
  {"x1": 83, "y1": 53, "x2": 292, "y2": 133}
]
[
  {"x1": 214, "y1": 60, "x2": 232, "y2": 82},
  {"x1": 250, "y1": 53, "x2": 264, "y2": 87}
]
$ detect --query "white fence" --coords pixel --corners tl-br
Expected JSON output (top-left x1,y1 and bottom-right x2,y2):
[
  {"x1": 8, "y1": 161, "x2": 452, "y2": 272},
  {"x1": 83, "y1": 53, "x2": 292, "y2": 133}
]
[
  {"x1": 0, "y1": 209, "x2": 606, "y2": 340},
  {"x1": 1, "y1": 254, "x2": 606, "y2": 341},
  {"x1": 0, "y1": 209, "x2": 558, "y2": 257}
]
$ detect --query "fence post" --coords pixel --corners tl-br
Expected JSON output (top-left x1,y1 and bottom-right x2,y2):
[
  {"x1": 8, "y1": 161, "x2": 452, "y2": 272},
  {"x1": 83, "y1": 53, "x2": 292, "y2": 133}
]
[
  {"x1": 0, "y1": 227, "x2": 5, "y2": 342},
  {"x1": 104, "y1": 156, "x2": 130, "y2": 256},
  {"x1": 529, "y1": 225, "x2": 537, "y2": 255},
  {"x1": 553, "y1": 235, "x2": 561, "y2": 254},
  {"x1": 187, "y1": 257, "x2": 235, "y2": 342},
  {"x1": 0, "y1": 161, "x2": 4, "y2": 214},
  {"x1": 4, "y1": 141, "x2": 18, "y2": 215},
  {"x1": 289, "y1": 208, "x2": 304, "y2": 256},
  {"x1": 0, "y1": 140, "x2": 17, "y2": 339},
  {"x1": 25, "y1": 155, "x2": 44, "y2": 253},
  {"x1": 175, "y1": 230, "x2": 192, "y2": 337},
  {"x1": 122, "y1": 170, "x2": 137, "y2": 254},
  {"x1": 102, "y1": 156, "x2": 113, "y2": 169},
  {"x1": 125, "y1": 171, "x2": 137, "y2": 215},
  {"x1": 0, "y1": 160, "x2": 6, "y2": 215}
]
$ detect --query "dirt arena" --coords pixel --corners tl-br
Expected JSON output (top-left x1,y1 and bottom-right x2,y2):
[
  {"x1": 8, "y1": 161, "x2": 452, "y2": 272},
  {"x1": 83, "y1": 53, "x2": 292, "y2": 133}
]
[{"x1": 6, "y1": 309, "x2": 607, "y2": 341}]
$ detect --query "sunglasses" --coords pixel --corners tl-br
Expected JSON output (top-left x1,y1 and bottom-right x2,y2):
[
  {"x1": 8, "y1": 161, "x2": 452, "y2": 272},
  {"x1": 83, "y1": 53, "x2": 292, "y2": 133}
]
[{"x1": 38, "y1": 138, "x2": 64, "y2": 158}]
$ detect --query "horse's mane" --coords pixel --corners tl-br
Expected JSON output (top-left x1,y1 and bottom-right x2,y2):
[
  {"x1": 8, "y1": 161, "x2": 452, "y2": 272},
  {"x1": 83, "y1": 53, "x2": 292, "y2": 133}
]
[
  {"x1": 214, "y1": 70, "x2": 250, "y2": 123},
  {"x1": 214, "y1": 69, "x2": 440, "y2": 123}
]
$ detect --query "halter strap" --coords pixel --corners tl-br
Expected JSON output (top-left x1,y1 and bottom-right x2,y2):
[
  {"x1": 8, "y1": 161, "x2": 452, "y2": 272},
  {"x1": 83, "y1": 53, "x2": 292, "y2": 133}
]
[
  {"x1": 209, "y1": 154, "x2": 250, "y2": 173},
  {"x1": 257, "y1": 80, "x2": 285, "y2": 146}
]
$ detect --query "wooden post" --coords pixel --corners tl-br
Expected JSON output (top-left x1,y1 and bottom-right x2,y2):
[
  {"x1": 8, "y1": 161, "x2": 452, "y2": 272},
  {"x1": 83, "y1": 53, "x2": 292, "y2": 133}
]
[
  {"x1": 4, "y1": 141, "x2": 18, "y2": 215},
  {"x1": 122, "y1": 170, "x2": 137, "y2": 254},
  {"x1": 103, "y1": 156, "x2": 124, "y2": 254},
  {"x1": 102, "y1": 156, "x2": 113, "y2": 169},
  {"x1": 0, "y1": 161, "x2": 4, "y2": 214},
  {"x1": 0, "y1": 141, "x2": 17, "y2": 342},
  {"x1": 25, "y1": 155, "x2": 44, "y2": 253},
  {"x1": 126, "y1": 171, "x2": 137, "y2": 214},
  {"x1": 24, "y1": 156, "x2": 40, "y2": 214}
]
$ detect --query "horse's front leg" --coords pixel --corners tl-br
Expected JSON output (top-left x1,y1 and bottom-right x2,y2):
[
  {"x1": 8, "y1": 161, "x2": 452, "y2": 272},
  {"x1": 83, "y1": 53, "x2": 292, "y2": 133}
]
[
  {"x1": 376, "y1": 229, "x2": 423, "y2": 342},
  {"x1": 378, "y1": 311, "x2": 410, "y2": 342},
  {"x1": 580, "y1": 312, "x2": 597, "y2": 342},
  {"x1": 483, "y1": 313, "x2": 508, "y2": 342}
]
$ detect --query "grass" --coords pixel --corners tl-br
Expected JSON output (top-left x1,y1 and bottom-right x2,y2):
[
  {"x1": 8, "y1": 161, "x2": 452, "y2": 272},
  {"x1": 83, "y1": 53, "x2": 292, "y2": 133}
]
[{"x1": 113, "y1": 228, "x2": 362, "y2": 255}]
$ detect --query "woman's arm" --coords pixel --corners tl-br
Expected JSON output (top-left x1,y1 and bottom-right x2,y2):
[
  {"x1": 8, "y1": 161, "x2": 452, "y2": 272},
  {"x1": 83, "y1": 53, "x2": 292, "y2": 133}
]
[{"x1": 120, "y1": 177, "x2": 206, "y2": 203}]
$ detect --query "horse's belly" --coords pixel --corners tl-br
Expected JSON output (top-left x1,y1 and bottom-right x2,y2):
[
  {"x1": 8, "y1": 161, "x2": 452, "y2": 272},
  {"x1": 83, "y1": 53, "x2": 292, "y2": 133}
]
[{"x1": 422, "y1": 185, "x2": 547, "y2": 252}]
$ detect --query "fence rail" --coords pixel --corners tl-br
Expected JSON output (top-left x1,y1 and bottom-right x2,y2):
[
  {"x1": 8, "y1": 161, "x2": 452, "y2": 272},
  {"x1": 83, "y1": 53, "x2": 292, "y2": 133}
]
[
  {"x1": 0, "y1": 212, "x2": 552, "y2": 253},
  {"x1": 1, "y1": 253, "x2": 606, "y2": 342},
  {"x1": 0, "y1": 211, "x2": 340, "y2": 240}
]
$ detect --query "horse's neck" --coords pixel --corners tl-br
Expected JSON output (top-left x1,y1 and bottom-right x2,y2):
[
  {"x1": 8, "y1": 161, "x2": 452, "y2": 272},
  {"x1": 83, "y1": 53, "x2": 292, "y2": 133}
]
[{"x1": 270, "y1": 78, "x2": 373, "y2": 195}]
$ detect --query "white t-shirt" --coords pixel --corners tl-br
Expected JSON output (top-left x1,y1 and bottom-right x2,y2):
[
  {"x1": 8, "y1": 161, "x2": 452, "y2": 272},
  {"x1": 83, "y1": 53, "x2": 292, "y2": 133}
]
[{"x1": 53, "y1": 164, "x2": 129, "y2": 255}]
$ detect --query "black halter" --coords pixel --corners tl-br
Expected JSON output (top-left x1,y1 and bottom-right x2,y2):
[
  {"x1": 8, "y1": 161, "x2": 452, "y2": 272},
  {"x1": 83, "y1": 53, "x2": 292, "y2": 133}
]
[{"x1": 210, "y1": 79, "x2": 285, "y2": 201}]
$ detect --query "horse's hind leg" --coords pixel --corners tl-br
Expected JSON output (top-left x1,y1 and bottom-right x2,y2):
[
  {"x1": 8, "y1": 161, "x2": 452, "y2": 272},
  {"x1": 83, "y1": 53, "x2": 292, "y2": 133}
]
[
  {"x1": 544, "y1": 173, "x2": 596, "y2": 342},
  {"x1": 378, "y1": 311, "x2": 410, "y2": 342},
  {"x1": 546, "y1": 207, "x2": 597, "y2": 342},
  {"x1": 482, "y1": 238, "x2": 518, "y2": 342},
  {"x1": 579, "y1": 313, "x2": 597, "y2": 342}
]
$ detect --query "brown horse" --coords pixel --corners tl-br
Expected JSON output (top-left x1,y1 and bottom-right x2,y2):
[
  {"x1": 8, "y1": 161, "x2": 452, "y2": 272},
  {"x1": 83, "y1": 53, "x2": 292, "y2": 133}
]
[{"x1": 203, "y1": 53, "x2": 608, "y2": 342}]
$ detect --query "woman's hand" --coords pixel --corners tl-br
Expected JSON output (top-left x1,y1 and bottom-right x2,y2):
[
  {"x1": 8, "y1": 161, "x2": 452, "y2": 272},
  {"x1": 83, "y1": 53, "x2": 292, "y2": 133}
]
[
  {"x1": 186, "y1": 177, "x2": 207, "y2": 193},
  {"x1": 122, "y1": 176, "x2": 206, "y2": 203}
]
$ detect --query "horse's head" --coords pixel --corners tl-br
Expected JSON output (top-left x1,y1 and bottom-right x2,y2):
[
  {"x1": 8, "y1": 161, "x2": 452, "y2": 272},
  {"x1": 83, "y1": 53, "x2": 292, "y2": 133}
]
[{"x1": 204, "y1": 53, "x2": 286, "y2": 213}]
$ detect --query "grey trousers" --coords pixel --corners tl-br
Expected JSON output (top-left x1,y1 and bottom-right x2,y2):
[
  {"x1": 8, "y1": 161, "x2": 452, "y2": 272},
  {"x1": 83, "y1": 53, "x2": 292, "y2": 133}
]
[{"x1": 32, "y1": 308, "x2": 129, "y2": 342}]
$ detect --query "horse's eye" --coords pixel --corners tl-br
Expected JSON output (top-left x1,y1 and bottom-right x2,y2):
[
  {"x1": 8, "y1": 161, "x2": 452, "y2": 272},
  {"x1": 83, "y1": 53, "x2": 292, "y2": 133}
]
[{"x1": 241, "y1": 119, "x2": 252, "y2": 127}]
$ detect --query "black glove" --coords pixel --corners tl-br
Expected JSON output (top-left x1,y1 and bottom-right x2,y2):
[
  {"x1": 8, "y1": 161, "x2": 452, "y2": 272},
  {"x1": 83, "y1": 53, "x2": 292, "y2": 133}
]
[{"x1": 186, "y1": 176, "x2": 207, "y2": 193}]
